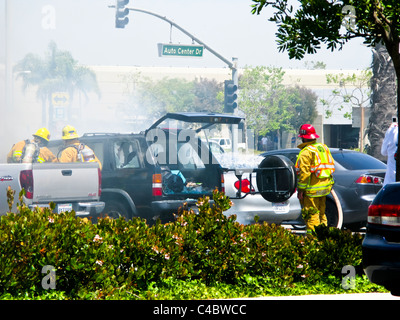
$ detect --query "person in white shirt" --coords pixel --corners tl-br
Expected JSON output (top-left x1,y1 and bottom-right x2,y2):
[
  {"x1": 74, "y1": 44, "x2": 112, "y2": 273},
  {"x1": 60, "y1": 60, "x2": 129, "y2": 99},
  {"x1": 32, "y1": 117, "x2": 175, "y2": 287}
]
[{"x1": 381, "y1": 120, "x2": 398, "y2": 186}]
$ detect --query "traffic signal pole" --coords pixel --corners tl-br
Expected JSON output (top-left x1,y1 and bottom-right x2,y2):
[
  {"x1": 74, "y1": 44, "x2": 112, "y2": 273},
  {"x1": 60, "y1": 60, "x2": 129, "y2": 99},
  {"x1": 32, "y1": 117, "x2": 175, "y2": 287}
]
[
  {"x1": 110, "y1": 6, "x2": 238, "y2": 90},
  {"x1": 110, "y1": 6, "x2": 241, "y2": 149}
]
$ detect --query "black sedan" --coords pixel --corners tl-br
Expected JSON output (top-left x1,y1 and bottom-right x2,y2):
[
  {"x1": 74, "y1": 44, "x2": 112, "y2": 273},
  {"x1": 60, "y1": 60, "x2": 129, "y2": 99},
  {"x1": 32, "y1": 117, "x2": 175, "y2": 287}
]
[
  {"x1": 261, "y1": 148, "x2": 387, "y2": 230},
  {"x1": 363, "y1": 182, "x2": 400, "y2": 295}
]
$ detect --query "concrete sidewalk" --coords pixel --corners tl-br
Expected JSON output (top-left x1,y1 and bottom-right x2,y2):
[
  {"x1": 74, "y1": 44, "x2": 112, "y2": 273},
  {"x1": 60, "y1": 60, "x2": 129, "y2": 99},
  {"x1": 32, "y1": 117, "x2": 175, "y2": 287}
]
[{"x1": 239, "y1": 292, "x2": 400, "y2": 300}]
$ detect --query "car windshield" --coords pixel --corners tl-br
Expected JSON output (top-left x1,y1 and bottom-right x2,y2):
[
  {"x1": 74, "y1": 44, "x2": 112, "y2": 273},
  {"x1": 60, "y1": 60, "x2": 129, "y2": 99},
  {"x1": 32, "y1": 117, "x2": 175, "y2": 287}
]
[{"x1": 332, "y1": 151, "x2": 386, "y2": 170}]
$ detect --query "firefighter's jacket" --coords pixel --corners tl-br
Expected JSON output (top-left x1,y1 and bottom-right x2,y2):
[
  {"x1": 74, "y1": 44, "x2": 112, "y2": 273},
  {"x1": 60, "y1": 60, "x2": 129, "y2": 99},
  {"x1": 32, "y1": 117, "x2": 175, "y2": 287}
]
[
  {"x1": 7, "y1": 139, "x2": 56, "y2": 163},
  {"x1": 295, "y1": 140, "x2": 335, "y2": 197},
  {"x1": 58, "y1": 141, "x2": 102, "y2": 170}
]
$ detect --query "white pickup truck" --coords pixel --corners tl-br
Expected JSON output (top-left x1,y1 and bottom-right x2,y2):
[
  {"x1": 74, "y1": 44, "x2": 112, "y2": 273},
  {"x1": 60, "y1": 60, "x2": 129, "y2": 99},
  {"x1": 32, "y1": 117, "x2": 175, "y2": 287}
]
[{"x1": 0, "y1": 162, "x2": 104, "y2": 216}]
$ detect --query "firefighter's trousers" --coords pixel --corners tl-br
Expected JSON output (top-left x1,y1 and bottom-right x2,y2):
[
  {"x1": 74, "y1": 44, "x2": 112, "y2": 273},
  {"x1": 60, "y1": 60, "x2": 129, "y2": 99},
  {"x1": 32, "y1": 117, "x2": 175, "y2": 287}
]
[{"x1": 300, "y1": 195, "x2": 328, "y2": 231}]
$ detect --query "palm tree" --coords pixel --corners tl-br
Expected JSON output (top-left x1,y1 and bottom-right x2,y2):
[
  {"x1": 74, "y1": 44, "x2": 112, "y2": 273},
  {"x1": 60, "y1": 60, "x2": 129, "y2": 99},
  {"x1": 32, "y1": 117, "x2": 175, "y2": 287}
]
[
  {"x1": 367, "y1": 43, "x2": 397, "y2": 161},
  {"x1": 14, "y1": 41, "x2": 100, "y2": 130}
]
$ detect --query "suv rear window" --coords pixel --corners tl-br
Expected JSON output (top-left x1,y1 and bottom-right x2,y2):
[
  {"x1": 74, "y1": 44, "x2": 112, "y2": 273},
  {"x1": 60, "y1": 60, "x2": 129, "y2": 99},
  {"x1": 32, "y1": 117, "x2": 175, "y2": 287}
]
[
  {"x1": 332, "y1": 151, "x2": 386, "y2": 170},
  {"x1": 177, "y1": 141, "x2": 206, "y2": 169}
]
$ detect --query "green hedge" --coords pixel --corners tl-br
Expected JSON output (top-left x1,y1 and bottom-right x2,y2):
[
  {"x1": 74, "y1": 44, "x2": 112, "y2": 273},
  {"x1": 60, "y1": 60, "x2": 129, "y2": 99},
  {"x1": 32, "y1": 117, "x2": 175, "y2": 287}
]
[{"x1": 0, "y1": 189, "x2": 364, "y2": 298}]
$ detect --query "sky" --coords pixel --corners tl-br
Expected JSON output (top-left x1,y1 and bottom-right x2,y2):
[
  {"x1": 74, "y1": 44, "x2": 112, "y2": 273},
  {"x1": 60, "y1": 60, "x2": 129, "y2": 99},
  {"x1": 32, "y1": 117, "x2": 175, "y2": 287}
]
[{"x1": 7, "y1": 0, "x2": 373, "y2": 70}]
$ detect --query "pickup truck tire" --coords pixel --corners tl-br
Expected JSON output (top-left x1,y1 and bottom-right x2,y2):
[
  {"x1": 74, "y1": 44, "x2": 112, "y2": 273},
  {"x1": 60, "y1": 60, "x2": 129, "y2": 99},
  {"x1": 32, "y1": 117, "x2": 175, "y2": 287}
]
[
  {"x1": 256, "y1": 155, "x2": 297, "y2": 203},
  {"x1": 103, "y1": 200, "x2": 132, "y2": 220}
]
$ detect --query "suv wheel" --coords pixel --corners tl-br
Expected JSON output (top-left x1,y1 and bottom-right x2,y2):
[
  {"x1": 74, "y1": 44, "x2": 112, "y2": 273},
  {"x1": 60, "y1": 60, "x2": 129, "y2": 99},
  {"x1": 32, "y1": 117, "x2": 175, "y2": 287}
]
[{"x1": 103, "y1": 200, "x2": 131, "y2": 220}]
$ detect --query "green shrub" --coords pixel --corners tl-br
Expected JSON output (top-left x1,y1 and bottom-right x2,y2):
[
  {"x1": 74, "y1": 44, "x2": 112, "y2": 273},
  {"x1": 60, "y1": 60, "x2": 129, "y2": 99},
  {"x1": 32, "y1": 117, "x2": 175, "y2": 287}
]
[
  {"x1": 307, "y1": 225, "x2": 364, "y2": 279},
  {"x1": 0, "y1": 189, "x2": 366, "y2": 298}
]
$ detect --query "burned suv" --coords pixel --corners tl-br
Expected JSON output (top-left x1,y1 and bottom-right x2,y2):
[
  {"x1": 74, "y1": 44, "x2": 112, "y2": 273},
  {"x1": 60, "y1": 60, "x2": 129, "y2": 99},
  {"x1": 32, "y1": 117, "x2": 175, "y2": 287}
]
[
  {"x1": 48, "y1": 112, "x2": 297, "y2": 223},
  {"x1": 48, "y1": 113, "x2": 239, "y2": 222}
]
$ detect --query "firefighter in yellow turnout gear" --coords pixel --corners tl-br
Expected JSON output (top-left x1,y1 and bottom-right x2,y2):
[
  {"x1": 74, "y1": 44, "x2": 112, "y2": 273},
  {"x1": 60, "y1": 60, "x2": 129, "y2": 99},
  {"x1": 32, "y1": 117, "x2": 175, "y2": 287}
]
[
  {"x1": 295, "y1": 124, "x2": 335, "y2": 232},
  {"x1": 7, "y1": 128, "x2": 56, "y2": 163},
  {"x1": 58, "y1": 125, "x2": 102, "y2": 170}
]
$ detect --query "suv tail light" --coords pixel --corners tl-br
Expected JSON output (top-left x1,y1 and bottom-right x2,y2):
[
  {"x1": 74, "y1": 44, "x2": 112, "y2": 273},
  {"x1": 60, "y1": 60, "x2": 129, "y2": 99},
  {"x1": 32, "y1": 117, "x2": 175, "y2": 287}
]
[
  {"x1": 355, "y1": 175, "x2": 383, "y2": 185},
  {"x1": 152, "y1": 174, "x2": 163, "y2": 196},
  {"x1": 368, "y1": 204, "x2": 400, "y2": 226},
  {"x1": 20, "y1": 170, "x2": 34, "y2": 199},
  {"x1": 234, "y1": 178, "x2": 254, "y2": 193},
  {"x1": 98, "y1": 168, "x2": 102, "y2": 197},
  {"x1": 221, "y1": 174, "x2": 225, "y2": 193}
]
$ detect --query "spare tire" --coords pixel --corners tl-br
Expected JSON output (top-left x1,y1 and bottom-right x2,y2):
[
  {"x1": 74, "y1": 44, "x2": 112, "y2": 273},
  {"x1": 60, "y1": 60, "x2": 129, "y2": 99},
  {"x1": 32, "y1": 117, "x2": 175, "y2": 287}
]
[{"x1": 256, "y1": 155, "x2": 297, "y2": 203}]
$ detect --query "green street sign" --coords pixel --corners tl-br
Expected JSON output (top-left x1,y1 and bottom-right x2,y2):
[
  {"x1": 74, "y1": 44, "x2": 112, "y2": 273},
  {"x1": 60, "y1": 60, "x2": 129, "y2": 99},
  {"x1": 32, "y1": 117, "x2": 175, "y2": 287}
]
[{"x1": 158, "y1": 43, "x2": 204, "y2": 58}]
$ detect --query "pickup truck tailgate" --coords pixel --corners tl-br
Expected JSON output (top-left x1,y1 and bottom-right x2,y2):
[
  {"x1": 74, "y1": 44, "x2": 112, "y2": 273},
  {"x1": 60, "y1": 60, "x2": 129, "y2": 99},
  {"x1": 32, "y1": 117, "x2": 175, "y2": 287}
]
[{"x1": 32, "y1": 162, "x2": 101, "y2": 203}]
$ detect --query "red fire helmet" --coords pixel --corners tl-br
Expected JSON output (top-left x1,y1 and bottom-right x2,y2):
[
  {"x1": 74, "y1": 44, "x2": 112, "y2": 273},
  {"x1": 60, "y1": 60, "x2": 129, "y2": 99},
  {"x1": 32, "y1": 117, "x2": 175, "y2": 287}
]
[{"x1": 298, "y1": 124, "x2": 319, "y2": 139}]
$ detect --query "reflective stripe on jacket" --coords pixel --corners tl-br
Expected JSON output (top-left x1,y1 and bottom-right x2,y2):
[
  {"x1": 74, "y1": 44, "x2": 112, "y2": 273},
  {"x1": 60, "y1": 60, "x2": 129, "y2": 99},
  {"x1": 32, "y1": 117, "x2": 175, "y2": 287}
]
[
  {"x1": 304, "y1": 143, "x2": 335, "y2": 178},
  {"x1": 58, "y1": 142, "x2": 102, "y2": 170},
  {"x1": 295, "y1": 141, "x2": 335, "y2": 197},
  {"x1": 7, "y1": 140, "x2": 56, "y2": 163}
]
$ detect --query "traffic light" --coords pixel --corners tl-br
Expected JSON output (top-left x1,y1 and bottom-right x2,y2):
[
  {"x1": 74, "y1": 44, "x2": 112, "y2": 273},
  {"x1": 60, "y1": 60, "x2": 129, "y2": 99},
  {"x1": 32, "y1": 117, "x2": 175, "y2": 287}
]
[
  {"x1": 115, "y1": 0, "x2": 129, "y2": 28},
  {"x1": 224, "y1": 80, "x2": 238, "y2": 113}
]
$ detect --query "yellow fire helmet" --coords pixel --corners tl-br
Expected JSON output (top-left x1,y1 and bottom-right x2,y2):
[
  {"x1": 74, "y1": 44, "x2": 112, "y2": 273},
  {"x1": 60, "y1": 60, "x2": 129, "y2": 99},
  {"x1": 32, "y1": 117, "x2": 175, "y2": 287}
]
[
  {"x1": 62, "y1": 125, "x2": 80, "y2": 140},
  {"x1": 33, "y1": 127, "x2": 51, "y2": 142}
]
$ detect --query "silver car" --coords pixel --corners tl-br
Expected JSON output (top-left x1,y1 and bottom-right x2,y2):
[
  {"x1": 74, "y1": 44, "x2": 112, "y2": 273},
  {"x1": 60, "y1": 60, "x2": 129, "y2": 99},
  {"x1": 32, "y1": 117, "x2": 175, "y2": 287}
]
[
  {"x1": 261, "y1": 148, "x2": 386, "y2": 231},
  {"x1": 219, "y1": 148, "x2": 386, "y2": 231}
]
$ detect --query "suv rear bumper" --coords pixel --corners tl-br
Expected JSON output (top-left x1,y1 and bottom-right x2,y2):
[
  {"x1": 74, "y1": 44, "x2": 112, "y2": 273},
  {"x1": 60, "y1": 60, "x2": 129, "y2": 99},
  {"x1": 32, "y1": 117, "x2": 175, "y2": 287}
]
[
  {"x1": 362, "y1": 232, "x2": 400, "y2": 289},
  {"x1": 151, "y1": 199, "x2": 199, "y2": 214},
  {"x1": 75, "y1": 201, "x2": 105, "y2": 216}
]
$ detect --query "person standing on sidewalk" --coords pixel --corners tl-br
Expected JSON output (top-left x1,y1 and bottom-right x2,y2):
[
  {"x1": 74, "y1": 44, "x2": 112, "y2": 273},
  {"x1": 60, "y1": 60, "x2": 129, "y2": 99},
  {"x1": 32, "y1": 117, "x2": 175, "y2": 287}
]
[{"x1": 381, "y1": 119, "x2": 398, "y2": 186}]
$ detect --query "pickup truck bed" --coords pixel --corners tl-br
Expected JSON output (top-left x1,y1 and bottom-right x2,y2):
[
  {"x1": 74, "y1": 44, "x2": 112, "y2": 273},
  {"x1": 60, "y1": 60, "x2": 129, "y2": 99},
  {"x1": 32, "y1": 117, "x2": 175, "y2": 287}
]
[{"x1": 0, "y1": 162, "x2": 104, "y2": 216}]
